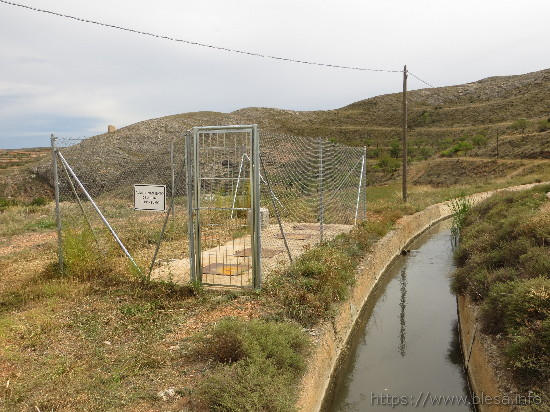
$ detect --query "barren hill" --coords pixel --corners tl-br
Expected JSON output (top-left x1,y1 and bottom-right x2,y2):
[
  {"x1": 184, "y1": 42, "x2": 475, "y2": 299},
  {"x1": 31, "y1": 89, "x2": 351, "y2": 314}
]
[{"x1": 9, "y1": 67, "x2": 550, "y2": 198}]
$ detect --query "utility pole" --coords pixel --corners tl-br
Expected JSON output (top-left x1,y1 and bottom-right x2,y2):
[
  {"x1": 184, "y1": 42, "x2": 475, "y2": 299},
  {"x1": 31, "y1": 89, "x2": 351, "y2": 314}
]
[
  {"x1": 496, "y1": 134, "x2": 499, "y2": 158},
  {"x1": 402, "y1": 65, "x2": 408, "y2": 202}
]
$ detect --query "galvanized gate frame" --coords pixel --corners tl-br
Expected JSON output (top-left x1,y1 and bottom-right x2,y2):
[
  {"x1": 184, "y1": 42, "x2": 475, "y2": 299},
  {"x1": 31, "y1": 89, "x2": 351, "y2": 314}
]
[{"x1": 185, "y1": 125, "x2": 262, "y2": 289}]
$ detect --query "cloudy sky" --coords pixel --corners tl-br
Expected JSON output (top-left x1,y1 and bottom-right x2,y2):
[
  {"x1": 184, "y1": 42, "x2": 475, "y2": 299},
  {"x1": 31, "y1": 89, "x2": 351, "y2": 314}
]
[{"x1": 1, "y1": 0, "x2": 549, "y2": 148}]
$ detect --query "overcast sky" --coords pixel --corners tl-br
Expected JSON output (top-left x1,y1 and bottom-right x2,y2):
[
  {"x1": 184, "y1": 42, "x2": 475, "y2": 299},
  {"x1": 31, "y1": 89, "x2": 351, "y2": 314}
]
[{"x1": 1, "y1": 0, "x2": 549, "y2": 148}]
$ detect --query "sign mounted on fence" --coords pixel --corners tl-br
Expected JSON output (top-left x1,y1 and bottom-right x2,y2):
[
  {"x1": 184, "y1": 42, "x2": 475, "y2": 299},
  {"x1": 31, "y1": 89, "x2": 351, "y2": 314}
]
[{"x1": 134, "y1": 184, "x2": 166, "y2": 211}]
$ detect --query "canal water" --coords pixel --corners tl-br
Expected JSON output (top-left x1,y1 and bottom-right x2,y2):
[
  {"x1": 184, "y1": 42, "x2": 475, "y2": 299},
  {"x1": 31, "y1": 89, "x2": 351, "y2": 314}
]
[{"x1": 325, "y1": 220, "x2": 474, "y2": 411}]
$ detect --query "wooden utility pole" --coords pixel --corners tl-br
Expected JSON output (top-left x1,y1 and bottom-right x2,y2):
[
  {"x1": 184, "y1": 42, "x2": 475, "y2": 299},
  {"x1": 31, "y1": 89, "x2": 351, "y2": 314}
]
[
  {"x1": 496, "y1": 134, "x2": 499, "y2": 158},
  {"x1": 402, "y1": 65, "x2": 408, "y2": 202}
]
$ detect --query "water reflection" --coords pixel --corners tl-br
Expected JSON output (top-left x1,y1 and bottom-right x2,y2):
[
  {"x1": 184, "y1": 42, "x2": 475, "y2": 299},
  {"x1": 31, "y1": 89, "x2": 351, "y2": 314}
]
[
  {"x1": 447, "y1": 320, "x2": 475, "y2": 408},
  {"x1": 399, "y1": 267, "x2": 407, "y2": 357}
]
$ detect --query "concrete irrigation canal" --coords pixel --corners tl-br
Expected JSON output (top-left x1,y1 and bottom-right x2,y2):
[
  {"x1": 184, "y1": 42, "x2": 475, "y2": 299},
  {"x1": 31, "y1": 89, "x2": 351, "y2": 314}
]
[{"x1": 324, "y1": 220, "x2": 474, "y2": 411}]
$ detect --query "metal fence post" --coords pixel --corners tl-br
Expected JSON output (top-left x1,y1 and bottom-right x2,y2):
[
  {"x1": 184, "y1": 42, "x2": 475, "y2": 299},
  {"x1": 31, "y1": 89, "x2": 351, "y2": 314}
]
[
  {"x1": 318, "y1": 138, "x2": 324, "y2": 242},
  {"x1": 354, "y1": 152, "x2": 366, "y2": 225},
  {"x1": 251, "y1": 125, "x2": 262, "y2": 289},
  {"x1": 363, "y1": 146, "x2": 368, "y2": 221},
  {"x1": 192, "y1": 127, "x2": 202, "y2": 283},
  {"x1": 185, "y1": 131, "x2": 196, "y2": 283},
  {"x1": 50, "y1": 134, "x2": 63, "y2": 273},
  {"x1": 170, "y1": 140, "x2": 176, "y2": 219}
]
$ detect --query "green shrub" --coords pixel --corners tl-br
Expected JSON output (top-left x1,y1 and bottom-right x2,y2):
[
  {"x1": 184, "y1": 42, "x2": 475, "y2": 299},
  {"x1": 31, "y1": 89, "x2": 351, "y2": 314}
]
[
  {"x1": 24, "y1": 217, "x2": 56, "y2": 231},
  {"x1": 441, "y1": 140, "x2": 473, "y2": 157},
  {"x1": 510, "y1": 118, "x2": 528, "y2": 134},
  {"x1": 519, "y1": 247, "x2": 550, "y2": 278},
  {"x1": 192, "y1": 318, "x2": 310, "y2": 411},
  {"x1": 267, "y1": 243, "x2": 356, "y2": 326},
  {"x1": 418, "y1": 146, "x2": 433, "y2": 160},
  {"x1": 505, "y1": 318, "x2": 550, "y2": 384},
  {"x1": 537, "y1": 119, "x2": 550, "y2": 132},
  {"x1": 377, "y1": 155, "x2": 401, "y2": 173},
  {"x1": 29, "y1": 197, "x2": 47, "y2": 206},
  {"x1": 0, "y1": 197, "x2": 18, "y2": 211},
  {"x1": 471, "y1": 134, "x2": 488, "y2": 147},
  {"x1": 390, "y1": 141, "x2": 400, "y2": 158},
  {"x1": 482, "y1": 277, "x2": 550, "y2": 334},
  {"x1": 265, "y1": 222, "x2": 373, "y2": 327}
]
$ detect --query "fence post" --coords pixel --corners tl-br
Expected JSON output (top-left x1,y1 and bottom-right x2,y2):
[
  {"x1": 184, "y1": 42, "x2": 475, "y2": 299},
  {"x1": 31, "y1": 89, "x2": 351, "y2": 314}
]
[
  {"x1": 354, "y1": 153, "x2": 366, "y2": 225},
  {"x1": 185, "y1": 131, "x2": 196, "y2": 283},
  {"x1": 192, "y1": 127, "x2": 202, "y2": 283},
  {"x1": 251, "y1": 125, "x2": 262, "y2": 289},
  {"x1": 170, "y1": 140, "x2": 176, "y2": 218},
  {"x1": 50, "y1": 134, "x2": 63, "y2": 273},
  {"x1": 318, "y1": 138, "x2": 324, "y2": 242},
  {"x1": 363, "y1": 146, "x2": 368, "y2": 220}
]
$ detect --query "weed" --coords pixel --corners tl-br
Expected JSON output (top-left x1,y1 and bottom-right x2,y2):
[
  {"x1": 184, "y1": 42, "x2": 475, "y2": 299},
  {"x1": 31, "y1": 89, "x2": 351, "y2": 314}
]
[
  {"x1": 62, "y1": 227, "x2": 115, "y2": 279},
  {"x1": 449, "y1": 194, "x2": 472, "y2": 244}
]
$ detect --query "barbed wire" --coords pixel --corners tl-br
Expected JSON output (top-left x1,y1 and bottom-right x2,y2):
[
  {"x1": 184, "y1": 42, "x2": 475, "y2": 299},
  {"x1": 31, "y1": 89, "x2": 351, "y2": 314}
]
[{"x1": 0, "y1": 0, "x2": 402, "y2": 73}]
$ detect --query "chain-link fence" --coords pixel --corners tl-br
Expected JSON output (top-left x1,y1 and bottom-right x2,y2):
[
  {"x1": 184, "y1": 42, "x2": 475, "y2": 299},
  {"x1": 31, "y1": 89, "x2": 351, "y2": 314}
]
[{"x1": 49, "y1": 125, "x2": 366, "y2": 289}]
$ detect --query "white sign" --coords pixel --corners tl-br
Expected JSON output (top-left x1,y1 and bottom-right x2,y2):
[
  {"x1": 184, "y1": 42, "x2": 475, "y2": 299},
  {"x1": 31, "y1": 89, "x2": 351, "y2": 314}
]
[{"x1": 134, "y1": 184, "x2": 166, "y2": 211}]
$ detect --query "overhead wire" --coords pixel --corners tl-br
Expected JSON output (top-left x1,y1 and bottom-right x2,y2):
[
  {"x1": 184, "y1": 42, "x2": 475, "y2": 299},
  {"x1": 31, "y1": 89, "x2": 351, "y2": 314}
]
[{"x1": 0, "y1": 0, "x2": 402, "y2": 73}]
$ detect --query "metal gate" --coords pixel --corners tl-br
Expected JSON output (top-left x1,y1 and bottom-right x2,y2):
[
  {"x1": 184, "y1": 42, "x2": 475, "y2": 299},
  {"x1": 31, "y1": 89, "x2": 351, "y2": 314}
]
[{"x1": 186, "y1": 125, "x2": 261, "y2": 288}]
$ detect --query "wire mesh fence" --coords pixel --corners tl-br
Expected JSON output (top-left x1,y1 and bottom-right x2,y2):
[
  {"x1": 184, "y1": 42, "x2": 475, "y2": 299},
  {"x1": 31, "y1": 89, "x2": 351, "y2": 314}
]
[
  {"x1": 259, "y1": 131, "x2": 367, "y2": 273},
  {"x1": 50, "y1": 126, "x2": 366, "y2": 289},
  {"x1": 53, "y1": 135, "x2": 188, "y2": 281}
]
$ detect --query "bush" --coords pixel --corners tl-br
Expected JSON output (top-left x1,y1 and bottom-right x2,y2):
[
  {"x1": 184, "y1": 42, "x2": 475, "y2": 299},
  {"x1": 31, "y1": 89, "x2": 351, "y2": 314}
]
[
  {"x1": 505, "y1": 319, "x2": 550, "y2": 384},
  {"x1": 265, "y1": 222, "x2": 372, "y2": 327},
  {"x1": 0, "y1": 197, "x2": 18, "y2": 211},
  {"x1": 29, "y1": 197, "x2": 47, "y2": 206},
  {"x1": 449, "y1": 194, "x2": 472, "y2": 243},
  {"x1": 418, "y1": 146, "x2": 433, "y2": 160},
  {"x1": 192, "y1": 318, "x2": 310, "y2": 411},
  {"x1": 471, "y1": 133, "x2": 488, "y2": 147},
  {"x1": 377, "y1": 155, "x2": 401, "y2": 173},
  {"x1": 510, "y1": 118, "x2": 528, "y2": 134},
  {"x1": 390, "y1": 141, "x2": 400, "y2": 158},
  {"x1": 537, "y1": 119, "x2": 550, "y2": 132},
  {"x1": 482, "y1": 277, "x2": 550, "y2": 334},
  {"x1": 441, "y1": 140, "x2": 473, "y2": 157}
]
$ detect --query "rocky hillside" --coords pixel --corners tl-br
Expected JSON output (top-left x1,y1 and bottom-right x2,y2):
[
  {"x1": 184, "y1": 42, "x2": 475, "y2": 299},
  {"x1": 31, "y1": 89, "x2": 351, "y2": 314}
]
[{"x1": 24, "y1": 67, "x2": 550, "y2": 196}]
